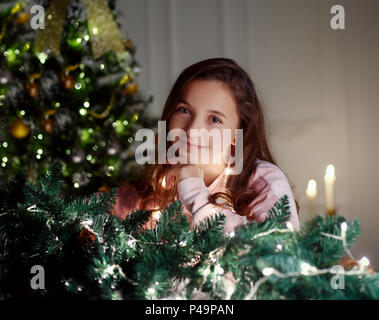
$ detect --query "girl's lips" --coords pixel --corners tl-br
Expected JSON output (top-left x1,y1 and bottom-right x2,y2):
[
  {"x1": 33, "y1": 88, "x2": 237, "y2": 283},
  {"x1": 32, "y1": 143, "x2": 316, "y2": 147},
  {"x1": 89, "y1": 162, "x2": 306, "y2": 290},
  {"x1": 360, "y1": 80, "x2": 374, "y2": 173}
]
[{"x1": 186, "y1": 141, "x2": 206, "y2": 149}]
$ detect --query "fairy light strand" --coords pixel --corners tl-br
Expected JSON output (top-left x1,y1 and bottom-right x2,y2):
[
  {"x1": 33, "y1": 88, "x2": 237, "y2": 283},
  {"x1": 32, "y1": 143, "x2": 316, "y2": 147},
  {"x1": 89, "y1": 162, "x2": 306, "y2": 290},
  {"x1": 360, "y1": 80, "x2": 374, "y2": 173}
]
[{"x1": 244, "y1": 221, "x2": 373, "y2": 300}]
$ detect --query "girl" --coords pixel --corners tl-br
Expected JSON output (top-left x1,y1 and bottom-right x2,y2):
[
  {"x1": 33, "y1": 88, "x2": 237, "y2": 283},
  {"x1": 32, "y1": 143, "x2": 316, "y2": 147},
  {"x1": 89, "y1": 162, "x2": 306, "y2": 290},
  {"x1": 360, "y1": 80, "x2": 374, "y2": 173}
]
[{"x1": 111, "y1": 58, "x2": 300, "y2": 233}]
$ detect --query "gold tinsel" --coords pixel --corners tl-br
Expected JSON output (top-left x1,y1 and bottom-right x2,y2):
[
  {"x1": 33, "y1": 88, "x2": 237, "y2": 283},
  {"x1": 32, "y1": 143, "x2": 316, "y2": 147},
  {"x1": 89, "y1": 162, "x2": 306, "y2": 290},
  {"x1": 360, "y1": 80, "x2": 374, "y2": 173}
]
[{"x1": 34, "y1": 0, "x2": 125, "y2": 59}]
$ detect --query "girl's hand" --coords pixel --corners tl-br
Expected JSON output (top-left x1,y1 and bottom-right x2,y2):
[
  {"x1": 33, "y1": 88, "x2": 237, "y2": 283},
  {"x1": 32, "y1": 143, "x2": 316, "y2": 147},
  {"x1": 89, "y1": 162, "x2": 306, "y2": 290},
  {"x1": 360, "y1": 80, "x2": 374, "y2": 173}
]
[{"x1": 165, "y1": 156, "x2": 204, "y2": 188}]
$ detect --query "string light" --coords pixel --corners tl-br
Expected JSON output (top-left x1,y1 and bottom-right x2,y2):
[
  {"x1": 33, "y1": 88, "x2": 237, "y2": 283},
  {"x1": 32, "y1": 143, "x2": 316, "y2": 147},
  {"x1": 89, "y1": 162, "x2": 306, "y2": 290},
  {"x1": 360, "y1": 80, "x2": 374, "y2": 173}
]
[
  {"x1": 321, "y1": 221, "x2": 354, "y2": 260},
  {"x1": 251, "y1": 227, "x2": 292, "y2": 241},
  {"x1": 127, "y1": 238, "x2": 136, "y2": 249},
  {"x1": 228, "y1": 231, "x2": 235, "y2": 238},
  {"x1": 225, "y1": 281, "x2": 235, "y2": 300},
  {"x1": 214, "y1": 264, "x2": 224, "y2": 275},
  {"x1": 340, "y1": 221, "x2": 348, "y2": 237},
  {"x1": 243, "y1": 221, "x2": 374, "y2": 300},
  {"x1": 286, "y1": 222, "x2": 294, "y2": 231},
  {"x1": 262, "y1": 267, "x2": 276, "y2": 276},
  {"x1": 358, "y1": 256, "x2": 370, "y2": 269},
  {"x1": 81, "y1": 219, "x2": 93, "y2": 228},
  {"x1": 299, "y1": 262, "x2": 318, "y2": 275},
  {"x1": 179, "y1": 240, "x2": 186, "y2": 247},
  {"x1": 203, "y1": 265, "x2": 211, "y2": 278},
  {"x1": 37, "y1": 52, "x2": 48, "y2": 64},
  {"x1": 152, "y1": 210, "x2": 161, "y2": 221}
]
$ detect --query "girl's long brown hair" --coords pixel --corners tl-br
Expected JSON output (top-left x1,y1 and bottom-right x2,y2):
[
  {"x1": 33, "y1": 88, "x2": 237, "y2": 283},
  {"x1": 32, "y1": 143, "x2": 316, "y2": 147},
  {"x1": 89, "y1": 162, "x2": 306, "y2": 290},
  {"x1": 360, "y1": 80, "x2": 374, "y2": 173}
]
[{"x1": 135, "y1": 58, "x2": 300, "y2": 220}]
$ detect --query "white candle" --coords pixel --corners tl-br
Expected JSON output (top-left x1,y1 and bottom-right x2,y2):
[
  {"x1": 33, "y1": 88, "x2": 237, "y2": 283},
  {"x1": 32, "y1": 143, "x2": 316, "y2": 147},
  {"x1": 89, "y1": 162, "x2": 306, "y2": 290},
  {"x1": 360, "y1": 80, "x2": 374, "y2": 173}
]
[
  {"x1": 324, "y1": 164, "x2": 336, "y2": 215},
  {"x1": 305, "y1": 179, "x2": 317, "y2": 219}
]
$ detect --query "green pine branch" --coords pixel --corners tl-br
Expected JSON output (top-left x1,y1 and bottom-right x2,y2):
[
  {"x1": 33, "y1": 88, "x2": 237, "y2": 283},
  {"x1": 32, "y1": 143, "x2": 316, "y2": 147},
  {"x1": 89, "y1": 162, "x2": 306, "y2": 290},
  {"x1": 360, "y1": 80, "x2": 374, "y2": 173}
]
[{"x1": 0, "y1": 164, "x2": 378, "y2": 300}]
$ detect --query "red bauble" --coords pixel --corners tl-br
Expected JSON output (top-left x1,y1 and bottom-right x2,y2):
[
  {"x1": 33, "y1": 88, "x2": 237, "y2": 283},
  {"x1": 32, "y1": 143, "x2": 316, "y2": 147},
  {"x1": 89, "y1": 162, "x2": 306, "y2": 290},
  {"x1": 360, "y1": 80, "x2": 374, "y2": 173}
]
[{"x1": 27, "y1": 82, "x2": 39, "y2": 97}]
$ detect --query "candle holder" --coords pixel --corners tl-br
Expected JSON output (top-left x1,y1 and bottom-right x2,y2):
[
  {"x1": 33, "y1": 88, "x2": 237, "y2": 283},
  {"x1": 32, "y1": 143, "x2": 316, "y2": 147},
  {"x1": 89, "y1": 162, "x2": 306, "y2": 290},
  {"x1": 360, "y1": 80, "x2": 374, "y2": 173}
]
[{"x1": 326, "y1": 208, "x2": 337, "y2": 217}]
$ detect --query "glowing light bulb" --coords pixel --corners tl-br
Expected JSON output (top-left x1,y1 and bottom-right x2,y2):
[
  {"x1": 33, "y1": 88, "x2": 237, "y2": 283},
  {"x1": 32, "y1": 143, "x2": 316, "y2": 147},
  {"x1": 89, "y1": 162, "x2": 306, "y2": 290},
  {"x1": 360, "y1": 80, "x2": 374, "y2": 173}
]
[
  {"x1": 286, "y1": 222, "x2": 294, "y2": 231},
  {"x1": 152, "y1": 211, "x2": 161, "y2": 220},
  {"x1": 262, "y1": 267, "x2": 276, "y2": 276},
  {"x1": 300, "y1": 262, "x2": 317, "y2": 275},
  {"x1": 215, "y1": 264, "x2": 224, "y2": 275},
  {"x1": 358, "y1": 256, "x2": 370, "y2": 268},
  {"x1": 340, "y1": 222, "x2": 348, "y2": 237}
]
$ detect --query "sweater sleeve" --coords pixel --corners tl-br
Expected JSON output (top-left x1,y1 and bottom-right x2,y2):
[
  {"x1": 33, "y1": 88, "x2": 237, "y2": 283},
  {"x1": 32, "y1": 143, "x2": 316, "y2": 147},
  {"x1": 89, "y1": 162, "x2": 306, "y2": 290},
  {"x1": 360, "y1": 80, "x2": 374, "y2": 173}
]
[
  {"x1": 177, "y1": 177, "x2": 247, "y2": 234},
  {"x1": 246, "y1": 165, "x2": 300, "y2": 231},
  {"x1": 177, "y1": 167, "x2": 300, "y2": 233}
]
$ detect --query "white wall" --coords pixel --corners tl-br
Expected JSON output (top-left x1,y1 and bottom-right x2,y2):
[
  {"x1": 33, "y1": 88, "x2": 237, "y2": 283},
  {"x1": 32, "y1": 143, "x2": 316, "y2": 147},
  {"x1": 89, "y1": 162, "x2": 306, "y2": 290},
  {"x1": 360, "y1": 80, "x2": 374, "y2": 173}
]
[{"x1": 118, "y1": 0, "x2": 379, "y2": 266}]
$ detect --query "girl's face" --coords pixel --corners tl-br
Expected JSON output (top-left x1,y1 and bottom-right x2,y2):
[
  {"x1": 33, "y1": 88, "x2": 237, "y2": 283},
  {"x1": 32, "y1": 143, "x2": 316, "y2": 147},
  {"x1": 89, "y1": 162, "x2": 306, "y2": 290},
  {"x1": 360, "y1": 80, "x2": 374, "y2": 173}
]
[{"x1": 168, "y1": 80, "x2": 240, "y2": 180}]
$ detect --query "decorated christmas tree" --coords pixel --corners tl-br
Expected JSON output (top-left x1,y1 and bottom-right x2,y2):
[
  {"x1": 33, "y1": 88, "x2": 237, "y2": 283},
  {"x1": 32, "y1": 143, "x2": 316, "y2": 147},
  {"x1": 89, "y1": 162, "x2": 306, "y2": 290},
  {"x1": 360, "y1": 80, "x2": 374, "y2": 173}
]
[
  {"x1": 0, "y1": 0, "x2": 156, "y2": 196},
  {"x1": 0, "y1": 164, "x2": 377, "y2": 300}
]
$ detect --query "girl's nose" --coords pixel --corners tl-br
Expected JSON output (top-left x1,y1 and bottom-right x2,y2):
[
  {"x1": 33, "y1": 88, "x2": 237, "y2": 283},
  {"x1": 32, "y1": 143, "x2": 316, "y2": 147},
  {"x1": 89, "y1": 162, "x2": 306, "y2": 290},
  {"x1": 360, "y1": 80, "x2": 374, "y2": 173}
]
[{"x1": 185, "y1": 117, "x2": 205, "y2": 144}]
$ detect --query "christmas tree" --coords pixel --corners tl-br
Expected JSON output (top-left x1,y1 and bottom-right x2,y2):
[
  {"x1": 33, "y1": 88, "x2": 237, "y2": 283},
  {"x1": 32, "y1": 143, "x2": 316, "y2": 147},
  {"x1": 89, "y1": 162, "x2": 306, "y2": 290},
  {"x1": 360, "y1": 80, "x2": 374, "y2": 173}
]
[
  {"x1": 0, "y1": 0, "x2": 156, "y2": 196},
  {"x1": 0, "y1": 164, "x2": 377, "y2": 300}
]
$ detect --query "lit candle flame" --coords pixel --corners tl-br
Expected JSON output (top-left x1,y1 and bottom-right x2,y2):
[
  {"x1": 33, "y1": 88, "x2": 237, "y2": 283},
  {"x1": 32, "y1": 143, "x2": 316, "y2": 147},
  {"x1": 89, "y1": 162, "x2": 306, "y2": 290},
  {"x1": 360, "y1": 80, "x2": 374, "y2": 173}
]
[
  {"x1": 325, "y1": 164, "x2": 336, "y2": 181},
  {"x1": 306, "y1": 179, "x2": 317, "y2": 198}
]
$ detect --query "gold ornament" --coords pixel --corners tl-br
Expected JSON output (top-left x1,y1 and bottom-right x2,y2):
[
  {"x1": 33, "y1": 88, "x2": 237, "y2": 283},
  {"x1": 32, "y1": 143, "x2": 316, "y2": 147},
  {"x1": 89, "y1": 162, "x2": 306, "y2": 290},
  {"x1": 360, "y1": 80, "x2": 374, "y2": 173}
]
[
  {"x1": 98, "y1": 185, "x2": 110, "y2": 193},
  {"x1": 14, "y1": 12, "x2": 30, "y2": 24},
  {"x1": 42, "y1": 118, "x2": 54, "y2": 133},
  {"x1": 78, "y1": 228, "x2": 96, "y2": 247},
  {"x1": 60, "y1": 64, "x2": 78, "y2": 90},
  {"x1": 124, "y1": 39, "x2": 133, "y2": 48},
  {"x1": 61, "y1": 74, "x2": 75, "y2": 90},
  {"x1": 43, "y1": 109, "x2": 57, "y2": 117},
  {"x1": 26, "y1": 73, "x2": 41, "y2": 98},
  {"x1": 34, "y1": 0, "x2": 125, "y2": 59},
  {"x1": 123, "y1": 82, "x2": 138, "y2": 95},
  {"x1": 10, "y1": 118, "x2": 30, "y2": 139},
  {"x1": 26, "y1": 82, "x2": 39, "y2": 97}
]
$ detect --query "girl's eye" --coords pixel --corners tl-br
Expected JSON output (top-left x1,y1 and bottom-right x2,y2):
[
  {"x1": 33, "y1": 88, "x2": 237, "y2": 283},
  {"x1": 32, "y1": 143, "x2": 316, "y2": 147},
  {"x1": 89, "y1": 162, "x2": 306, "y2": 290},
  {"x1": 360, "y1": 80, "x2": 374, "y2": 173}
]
[
  {"x1": 211, "y1": 116, "x2": 222, "y2": 124},
  {"x1": 177, "y1": 106, "x2": 190, "y2": 114}
]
